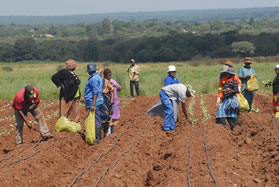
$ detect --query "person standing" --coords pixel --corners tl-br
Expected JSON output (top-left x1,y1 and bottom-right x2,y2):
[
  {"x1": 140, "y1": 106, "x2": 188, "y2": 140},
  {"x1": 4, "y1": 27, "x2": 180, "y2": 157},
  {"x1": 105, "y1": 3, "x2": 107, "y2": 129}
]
[
  {"x1": 13, "y1": 85, "x2": 53, "y2": 146},
  {"x1": 160, "y1": 83, "x2": 189, "y2": 131},
  {"x1": 51, "y1": 59, "x2": 81, "y2": 122},
  {"x1": 84, "y1": 64, "x2": 103, "y2": 144},
  {"x1": 164, "y1": 65, "x2": 180, "y2": 86},
  {"x1": 109, "y1": 73, "x2": 121, "y2": 134},
  {"x1": 216, "y1": 67, "x2": 240, "y2": 130},
  {"x1": 127, "y1": 59, "x2": 141, "y2": 97},
  {"x1": 101, "y1": 68, "x2": 115, "y2": 137},
  {"x1": 272, "y1": 65, "x2": 279, "y2": 116},
  {"x1": 238, "y1": 57, "x2": 256, "y2": 112}
]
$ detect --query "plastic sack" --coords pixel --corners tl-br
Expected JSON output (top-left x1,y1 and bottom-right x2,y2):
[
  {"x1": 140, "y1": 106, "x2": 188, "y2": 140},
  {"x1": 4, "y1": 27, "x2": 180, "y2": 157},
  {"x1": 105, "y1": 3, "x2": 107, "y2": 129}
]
[
  {"x1": 55, "y1": 116, "x2": 81, "y2": 133},
  {"x1": 237, "y1": 93, "x2": 250, "y2": 112},
  {"x1": 247, "y1": 74, "x2": 259, "y2": 92},
  {"x1": 84, "y1": 112, "x2": 96, "y2": 145}
]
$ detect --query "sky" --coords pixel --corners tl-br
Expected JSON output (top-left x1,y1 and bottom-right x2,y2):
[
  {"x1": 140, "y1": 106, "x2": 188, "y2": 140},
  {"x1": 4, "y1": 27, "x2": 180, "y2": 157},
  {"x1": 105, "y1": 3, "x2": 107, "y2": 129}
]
[{"x1": 1, "y1": 0, "x2": 279, "y2": 16}]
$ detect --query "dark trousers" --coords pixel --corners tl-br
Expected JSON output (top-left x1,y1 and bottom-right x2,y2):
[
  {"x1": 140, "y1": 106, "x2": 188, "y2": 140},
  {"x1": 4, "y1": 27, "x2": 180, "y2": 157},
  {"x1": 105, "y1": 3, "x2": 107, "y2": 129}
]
[
  {"x1": 130, "y1": 80, "x2": 140, "y2": 97},
  {"x1": 216, "y1": 117, "x2": 237, "y2": 130}
]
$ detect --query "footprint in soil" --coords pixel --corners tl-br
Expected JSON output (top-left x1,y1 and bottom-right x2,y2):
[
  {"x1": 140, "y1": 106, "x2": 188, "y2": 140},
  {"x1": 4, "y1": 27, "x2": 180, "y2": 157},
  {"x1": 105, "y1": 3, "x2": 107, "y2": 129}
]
[
  {"x1": 153, "y1": 165, "x2": 162, "y2": 171},
  {"x1": 163, "y1": 153, "x2": 172, "y2": 160},
  {"x1": 3, "y1": 149, "x2": 12, "y2": 154},
  {"x1": 145, "y1": 171, "x2": 154, "y2": 187}
]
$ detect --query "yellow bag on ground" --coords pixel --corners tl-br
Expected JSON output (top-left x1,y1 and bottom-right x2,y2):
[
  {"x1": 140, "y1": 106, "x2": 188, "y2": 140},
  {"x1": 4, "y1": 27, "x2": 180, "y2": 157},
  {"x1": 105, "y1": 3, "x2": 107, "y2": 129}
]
[
  {"x1": 237, "y1": 93, "x2": 250, "y2": 112},
  {"x1": 84, "y1": 112, "x2": 96, "y2": 145},
  {"x1": 247, "y1": 74, "x2": 259, "y2": 92},
  {"x1": 55, "y1": 116, "x2": 81, "y2": 133}
]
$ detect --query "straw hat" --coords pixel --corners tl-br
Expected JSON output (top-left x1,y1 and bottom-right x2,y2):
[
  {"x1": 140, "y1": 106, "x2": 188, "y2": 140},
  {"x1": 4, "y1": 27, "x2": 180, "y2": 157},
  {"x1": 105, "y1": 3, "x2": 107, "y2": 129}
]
[{"x1": 244, "y1": 57, "x2": 252, "y2": 64}]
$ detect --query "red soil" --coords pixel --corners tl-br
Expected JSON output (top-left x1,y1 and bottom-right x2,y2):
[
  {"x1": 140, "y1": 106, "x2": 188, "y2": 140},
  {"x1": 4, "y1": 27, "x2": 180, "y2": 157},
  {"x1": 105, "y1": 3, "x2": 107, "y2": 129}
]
[{"x1": 0, "y1": 94, "x2": 278, "y2": 186}]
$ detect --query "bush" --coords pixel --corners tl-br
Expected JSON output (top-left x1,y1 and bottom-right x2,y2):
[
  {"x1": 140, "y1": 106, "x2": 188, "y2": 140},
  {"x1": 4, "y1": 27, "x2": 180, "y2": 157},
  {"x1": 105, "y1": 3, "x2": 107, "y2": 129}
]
[
  {"x1": 1, "y1": 66, "x2": 13, "y2": 72},
  {"x1": 56, "y1": 64, "x2": 64, "y2": 71}
]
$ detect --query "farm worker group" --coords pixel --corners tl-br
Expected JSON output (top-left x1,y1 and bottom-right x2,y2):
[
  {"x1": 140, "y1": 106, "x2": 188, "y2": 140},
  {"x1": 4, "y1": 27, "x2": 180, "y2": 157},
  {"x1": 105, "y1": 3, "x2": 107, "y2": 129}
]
[
  {"x1": 12, "y1": 57, "x2": 278, "y2": 146},
  {"x1": 216, "y1": 57, "x2": 258, "y2": 130}
]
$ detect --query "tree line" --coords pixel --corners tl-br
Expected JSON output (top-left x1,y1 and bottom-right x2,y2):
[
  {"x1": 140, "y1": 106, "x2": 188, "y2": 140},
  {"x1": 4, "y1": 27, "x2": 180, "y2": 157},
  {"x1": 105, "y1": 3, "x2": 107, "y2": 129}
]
[{"x1": 0, "y1": 31, "x2": 279, "y2": 63}]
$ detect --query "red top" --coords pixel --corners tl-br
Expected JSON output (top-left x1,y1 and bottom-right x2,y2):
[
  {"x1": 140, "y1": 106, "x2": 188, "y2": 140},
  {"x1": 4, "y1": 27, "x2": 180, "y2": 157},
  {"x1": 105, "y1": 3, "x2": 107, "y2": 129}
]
[{"x1": 12, "y1": 87, "x2": 40, "y2": 110}]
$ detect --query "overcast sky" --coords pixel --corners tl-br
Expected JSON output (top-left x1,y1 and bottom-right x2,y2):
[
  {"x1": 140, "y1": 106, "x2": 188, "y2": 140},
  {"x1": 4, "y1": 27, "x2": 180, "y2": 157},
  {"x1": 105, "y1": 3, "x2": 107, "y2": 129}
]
[{"x1": 1, "y1": 0, "x2": 279, "y2": 16}]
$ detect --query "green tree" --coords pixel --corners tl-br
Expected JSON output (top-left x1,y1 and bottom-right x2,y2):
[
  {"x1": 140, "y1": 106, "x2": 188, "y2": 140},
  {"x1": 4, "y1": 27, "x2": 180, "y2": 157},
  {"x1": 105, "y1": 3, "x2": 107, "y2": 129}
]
[
  {"x1": 102, "y1": 18, "x2": 113, "y2": 34},
  {"x1": 231, "y1": 41, "x2": 255, "y2": 57},
  {"x1": 14, "y1": 38, "x2": 38, "y2": 61}
]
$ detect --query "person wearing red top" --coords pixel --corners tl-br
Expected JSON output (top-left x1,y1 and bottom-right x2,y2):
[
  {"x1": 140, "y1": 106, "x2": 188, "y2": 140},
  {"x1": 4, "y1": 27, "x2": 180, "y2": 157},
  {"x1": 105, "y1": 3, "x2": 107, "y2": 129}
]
[{"x1": 13, "y1": 85, "x2": 53, "y2": 146}]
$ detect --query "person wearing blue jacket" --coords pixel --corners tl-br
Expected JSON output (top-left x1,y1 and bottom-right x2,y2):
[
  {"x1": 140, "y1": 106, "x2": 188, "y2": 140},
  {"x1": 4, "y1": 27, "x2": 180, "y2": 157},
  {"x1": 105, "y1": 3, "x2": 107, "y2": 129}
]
[
  {"x1": 164, "y1": 65, "x2": 179, "y2": 86},
  {"x1": 84, "y1": 64, "x2": 103, "y2": 144}
]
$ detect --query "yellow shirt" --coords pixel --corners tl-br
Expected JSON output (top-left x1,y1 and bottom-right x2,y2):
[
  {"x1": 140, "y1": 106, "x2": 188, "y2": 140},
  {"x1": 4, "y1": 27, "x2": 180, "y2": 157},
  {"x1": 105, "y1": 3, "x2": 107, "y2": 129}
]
[{"x1": 129, "y1": 66, "x2": 135, "y2": 81}]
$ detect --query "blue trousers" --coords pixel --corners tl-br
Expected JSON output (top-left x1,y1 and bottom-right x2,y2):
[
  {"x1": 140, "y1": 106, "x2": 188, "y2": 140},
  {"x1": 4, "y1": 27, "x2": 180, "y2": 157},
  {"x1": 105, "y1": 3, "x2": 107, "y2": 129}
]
[
  {"x1": 160, "y1": 90, "x2": 176, "y2": 131},
  {"x1": 95, "y1": 105, "x2": 102, "y2": 128}
]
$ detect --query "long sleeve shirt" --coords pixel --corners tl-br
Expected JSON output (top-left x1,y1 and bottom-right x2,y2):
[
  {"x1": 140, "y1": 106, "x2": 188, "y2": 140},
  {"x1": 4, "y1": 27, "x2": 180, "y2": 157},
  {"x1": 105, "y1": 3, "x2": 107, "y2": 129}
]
[
  {"x1": 164, "y1": 75, "x2": 179, "y2": 86},
  {"x1": 84, "y1": 73, "x2": 103, "y2": 109},
  {"x1": 218, "y1": 76, "x2": 239, "y2": 99}
]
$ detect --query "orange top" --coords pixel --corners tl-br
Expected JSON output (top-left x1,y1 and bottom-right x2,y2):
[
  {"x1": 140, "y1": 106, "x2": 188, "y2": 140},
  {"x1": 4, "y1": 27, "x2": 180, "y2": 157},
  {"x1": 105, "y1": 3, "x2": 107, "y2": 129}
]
[{"x1": 218, "y1": 74, "x2": 242, "y2": 98}]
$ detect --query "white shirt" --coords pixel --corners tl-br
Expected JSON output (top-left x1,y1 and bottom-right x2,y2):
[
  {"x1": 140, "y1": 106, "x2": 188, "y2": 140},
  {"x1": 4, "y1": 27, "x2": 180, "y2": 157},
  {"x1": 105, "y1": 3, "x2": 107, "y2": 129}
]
[{"x1": 162, "y1": 83, "x2": 186, "y2": 103}]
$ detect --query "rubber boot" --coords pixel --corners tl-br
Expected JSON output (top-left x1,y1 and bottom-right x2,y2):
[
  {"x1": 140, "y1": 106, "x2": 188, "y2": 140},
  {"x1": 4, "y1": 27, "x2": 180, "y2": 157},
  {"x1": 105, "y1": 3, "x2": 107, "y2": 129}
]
[{"x1": 96, "y1": 127, "x2": 102, "y2": 144}]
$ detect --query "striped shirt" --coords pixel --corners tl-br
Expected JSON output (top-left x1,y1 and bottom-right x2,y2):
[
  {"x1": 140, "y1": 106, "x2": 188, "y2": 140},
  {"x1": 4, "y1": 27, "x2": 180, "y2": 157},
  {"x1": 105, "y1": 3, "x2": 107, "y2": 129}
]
[{"x1": 222, "y1": 78, "x2": 239, "y2": 99}]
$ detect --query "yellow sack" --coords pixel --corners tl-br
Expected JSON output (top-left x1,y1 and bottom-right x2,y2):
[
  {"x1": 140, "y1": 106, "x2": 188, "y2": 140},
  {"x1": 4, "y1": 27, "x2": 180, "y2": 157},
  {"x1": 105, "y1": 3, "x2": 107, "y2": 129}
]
[
  {"x1": 55, "y1": 116, "x2": 81, "y2": 133},
  {"x1": 84, "y1": 112, "x2": 96, "y2": 145},
  {"x1": 246, "y1": 74, "x2": 259, "y2": 92},
  {"x1": 237, "y1": 93, "x2": 250, "y2": 112}
]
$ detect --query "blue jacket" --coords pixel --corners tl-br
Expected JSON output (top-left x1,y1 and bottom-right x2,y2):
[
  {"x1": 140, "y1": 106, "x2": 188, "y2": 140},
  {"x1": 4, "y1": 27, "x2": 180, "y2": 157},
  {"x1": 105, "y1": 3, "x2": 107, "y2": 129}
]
[
  {"x1": 84, "y1": 73, "x2": 103, "y2": 109},
  {"x1": 164, "y1": 75, "x2": 179, "y2": 86}
]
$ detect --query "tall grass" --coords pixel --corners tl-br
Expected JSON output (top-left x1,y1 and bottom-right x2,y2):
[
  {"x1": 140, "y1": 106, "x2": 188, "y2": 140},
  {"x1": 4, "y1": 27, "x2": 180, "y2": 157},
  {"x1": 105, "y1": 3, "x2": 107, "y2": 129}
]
[{"x1": 0, "y1": 60, "x2": 277, "y2": 100}]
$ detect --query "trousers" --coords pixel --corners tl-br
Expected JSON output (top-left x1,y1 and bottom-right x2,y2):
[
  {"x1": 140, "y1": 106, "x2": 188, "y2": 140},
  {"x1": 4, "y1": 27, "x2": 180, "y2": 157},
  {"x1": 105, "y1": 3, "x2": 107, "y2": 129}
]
[
  {"x1": 15, "y1": 107, "x2": 51, "y2": 145},
  {"x1": 160, "y1": 90, "x2": 176, "y2": 131},
  {"x1": 130, "y1": 81, "x2": 140, "y2": 97}
]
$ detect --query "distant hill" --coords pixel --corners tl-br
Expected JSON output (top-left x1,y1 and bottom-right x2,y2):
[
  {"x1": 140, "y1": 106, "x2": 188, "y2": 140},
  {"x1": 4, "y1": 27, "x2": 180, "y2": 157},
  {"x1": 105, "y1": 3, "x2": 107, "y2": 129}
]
[{"x1": 0, "y1": 7, "x2": 279, "y2": 25}]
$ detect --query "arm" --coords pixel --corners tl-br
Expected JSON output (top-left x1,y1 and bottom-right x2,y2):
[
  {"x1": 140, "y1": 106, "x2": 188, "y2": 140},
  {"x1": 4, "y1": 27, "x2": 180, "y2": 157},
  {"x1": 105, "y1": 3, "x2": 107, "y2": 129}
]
[
  {"x1": 18, "y1": 110, "x2": 32, "y2": 129},
  {"x1": 90, "y1": 95, "x2": 97, "y2": 111},
  {"x1": 51, "y1": 71, "x2": 64, "y2": 88},
  {"x1": 181, "y1": 102, "x2": 189, "y2": 121}
]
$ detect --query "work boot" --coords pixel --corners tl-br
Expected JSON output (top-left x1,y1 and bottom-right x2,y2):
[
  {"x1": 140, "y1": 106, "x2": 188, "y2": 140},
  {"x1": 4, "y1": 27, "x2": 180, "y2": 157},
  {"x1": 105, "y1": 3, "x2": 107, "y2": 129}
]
[{"x1": 96, "y1": 127, "x2": 102, "y2": 144}]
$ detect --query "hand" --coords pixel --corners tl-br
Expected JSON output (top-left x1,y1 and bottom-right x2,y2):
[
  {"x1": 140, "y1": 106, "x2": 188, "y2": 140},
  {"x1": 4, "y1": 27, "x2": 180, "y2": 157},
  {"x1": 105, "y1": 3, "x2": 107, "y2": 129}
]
[
  {"x1": 61, "y1": 84, "x2": 65, "y2": 89},
  {"x1": 90, "y1": 106, "x2": 96, "y2": 112},
  {"x1": 26, "y1": 122, "x2": 32, "y2": 129},
  {"x1": 216, "y1": 97, "x2": 221, "y2": 105},
  {"x1": 238, "y1": 86, "x2": 242, "y2": 92}
]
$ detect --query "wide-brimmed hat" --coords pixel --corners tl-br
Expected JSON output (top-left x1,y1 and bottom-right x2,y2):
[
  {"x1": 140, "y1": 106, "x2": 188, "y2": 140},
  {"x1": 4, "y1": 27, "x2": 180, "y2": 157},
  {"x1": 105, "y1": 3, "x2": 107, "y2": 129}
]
[
  {"x1": 225, "y1": 60, "x2": 233, "y2": 67},
  {"x1": 221, "y1": 65, "x2": 229, "y2": 73},
  {"x1": 24, "y1": 85, "x2": 36, "y2": 98},
  {"x1": 221, "y1": 66, "x2": 235, "y2": 75},
  {"x1": 86, "y1": 64, "x2": 97, "y2": 72},
  {"x1": 244, "y1": 57, "x2": 252, "y2": 64},
  {"x1": 66, "y1": 59, "x2": 77, "y2": 70}
]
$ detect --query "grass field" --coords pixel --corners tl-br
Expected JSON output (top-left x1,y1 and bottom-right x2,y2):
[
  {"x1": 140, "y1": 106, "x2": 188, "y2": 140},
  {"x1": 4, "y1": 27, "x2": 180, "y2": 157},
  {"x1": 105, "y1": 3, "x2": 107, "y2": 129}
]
[{"x1": 0, "y1": 60, "x2": 277, "y2": 100}]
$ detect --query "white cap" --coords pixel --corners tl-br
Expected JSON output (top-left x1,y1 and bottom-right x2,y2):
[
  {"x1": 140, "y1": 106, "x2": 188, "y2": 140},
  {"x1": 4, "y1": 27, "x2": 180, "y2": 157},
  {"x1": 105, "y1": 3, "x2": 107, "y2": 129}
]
[
  {"x1": 168, "y1": 65, "x2": 176, "y2": 73},
  {"x1": 131, "y1": 59, "x2": 135, "y2": 63},
  {"x1": 275, "y1": 65, "x2": 279, "y2": 70}
]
